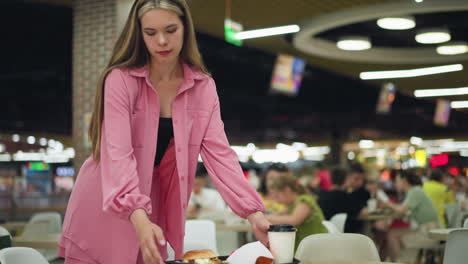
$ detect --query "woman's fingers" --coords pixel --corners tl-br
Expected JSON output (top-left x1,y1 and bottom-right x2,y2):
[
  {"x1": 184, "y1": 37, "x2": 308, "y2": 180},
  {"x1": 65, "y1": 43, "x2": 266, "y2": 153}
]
[{"x1": 152, "y1": 224, "x2": 167, "y2": 246}]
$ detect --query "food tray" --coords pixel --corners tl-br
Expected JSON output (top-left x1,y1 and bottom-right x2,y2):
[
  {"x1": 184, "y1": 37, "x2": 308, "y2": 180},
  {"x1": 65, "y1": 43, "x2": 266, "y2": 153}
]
[
  {"x1": 166, "y1": 256, "x2": 300, "y2": 264},
  {"x1": 165, "y1": 255, "x2": 229, "y2": 264}
]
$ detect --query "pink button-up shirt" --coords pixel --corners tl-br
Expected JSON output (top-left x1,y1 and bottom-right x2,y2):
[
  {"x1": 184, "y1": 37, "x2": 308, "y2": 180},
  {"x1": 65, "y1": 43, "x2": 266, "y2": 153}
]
[{"x1": 58, "y1": 63, "x2": 265, "y2": 263}]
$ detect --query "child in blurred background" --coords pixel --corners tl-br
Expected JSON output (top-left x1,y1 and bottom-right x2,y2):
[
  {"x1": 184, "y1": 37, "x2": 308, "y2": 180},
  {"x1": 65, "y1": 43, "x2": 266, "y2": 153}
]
[{"x1": 266, "y1": 175, "x2": 327, "y2": 250}]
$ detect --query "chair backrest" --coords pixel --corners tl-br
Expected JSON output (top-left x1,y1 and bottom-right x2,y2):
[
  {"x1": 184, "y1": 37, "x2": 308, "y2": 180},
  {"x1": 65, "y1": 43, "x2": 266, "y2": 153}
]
[
  {"x1": 0, "y1": 247, "x2": 49, "y2": 264},
  {"x1": 330, "y1": 213, "x2": 347, "y2": 233},
  {"x1": 445, "y1": 203, "x2": 461, "y2": 228},
  {"x1": 0, "y1": 226, "x2": 11, "y2": 238},
  {"x1": 184, "y1": 220, "x2": 218, "y2": 254},
  {"x1": 0, "y1": 226, "x2": 12, "y2": 250},
  {"x1": 22, "y1": 212, "x2": 62, "y2": 239},
  {"x1": 464, "y1": 218, "x2": 468, "y2": 228},
  {"x1": 295, "y1": 233, "x2": 380, "y2": 262},
  {"x1": 321, "y1": 221, "x2": 341, "y2": 234},
  {"x1": 443, "y1": 229, "x2": 468, "y2": 264}
]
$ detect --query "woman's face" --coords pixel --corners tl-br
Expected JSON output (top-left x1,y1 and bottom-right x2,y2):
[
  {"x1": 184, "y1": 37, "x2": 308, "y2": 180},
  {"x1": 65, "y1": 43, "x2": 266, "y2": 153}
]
[
  {"x1": 266, "y1": 170, "x2": 282, "y2": 191},
  {"x1": 395, "y1": 176, "x2": 406, "y2": 192},
  {"x1": 270, "y1": 187, "x2": 294, "y2": 205},
  {"x1": 140, "y1": 8, "x2": 184, "y2": 64}
]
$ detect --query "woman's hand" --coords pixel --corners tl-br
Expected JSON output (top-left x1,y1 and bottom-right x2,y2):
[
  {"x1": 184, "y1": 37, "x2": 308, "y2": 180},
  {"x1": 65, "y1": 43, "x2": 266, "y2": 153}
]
[
  {"x1": 130, "y1": 209, "x2": 166, "y2": 264},
  {"x1": 247, "y1": 211, "x2": 271, "y2": 248}
]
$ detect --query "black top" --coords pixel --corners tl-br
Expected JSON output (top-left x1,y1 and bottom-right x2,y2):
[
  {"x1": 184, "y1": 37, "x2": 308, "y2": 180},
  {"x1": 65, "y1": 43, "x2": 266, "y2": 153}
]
[
  {"x1": 317, "y1": 189, "x2": 365, "y2": 233},
  {"x1": 154, "y1": 117, "x2": 174, "y2": 167},
  {"x1": 350, "y1": 186, "x2": 371, "y2": 209}
]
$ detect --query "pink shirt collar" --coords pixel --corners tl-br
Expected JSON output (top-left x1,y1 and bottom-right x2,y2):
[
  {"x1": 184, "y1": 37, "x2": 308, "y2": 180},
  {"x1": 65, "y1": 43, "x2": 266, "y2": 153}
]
[
  {"x1": 128, "y1": 62, "x2": 205, "y2": 80},
  {"x1": 128, "y1": 62, "x2": 206, "y2": 95}
]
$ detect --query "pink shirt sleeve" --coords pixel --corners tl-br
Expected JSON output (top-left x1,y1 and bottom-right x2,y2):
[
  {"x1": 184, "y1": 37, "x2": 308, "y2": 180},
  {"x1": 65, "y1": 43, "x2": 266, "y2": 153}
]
[
  {"x1": 200, "y1": 80, "x2": 265, "y2": 218},
  {"x1": 100, "y1": 69, "x2": 152, "y2": 220}
]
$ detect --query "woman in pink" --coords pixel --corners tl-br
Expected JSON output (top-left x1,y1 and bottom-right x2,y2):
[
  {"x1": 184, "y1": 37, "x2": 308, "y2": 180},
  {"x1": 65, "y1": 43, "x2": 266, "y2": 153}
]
[{"x1": 58, "y1": 1, "x2": 270, "y2": 263}]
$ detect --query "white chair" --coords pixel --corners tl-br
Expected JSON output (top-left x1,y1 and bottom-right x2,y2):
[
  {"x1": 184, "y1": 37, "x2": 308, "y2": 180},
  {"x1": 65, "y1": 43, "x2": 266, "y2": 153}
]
[
  {"x1": 464, "y1": 218, "x2": 468, "y2": 228},
  {"x1": 0, "y1": 247, "x2": 49, "y2": 264},
  {"x1": 295, "y1": 233, "x2": 380, "y2": 262},
  {"x1": 0, "y1": 226, "x2": 12, "y2": 249},
  {"x1": 22, "y1": 212, "x2": 62, "y2": 238},
  {"x1": 330, "y1": 213, "x2": 347, "y2": 233},
  {"x1": 184, "y1": 220, "x2": 218, "y2": 254},
  {"x1": 17, "y1": 212, "x2": 62, "y2": 261},
  {"x1": 0, "y1": 226, "x2": 11, "y2": 238},
  {"x1": 321, "y1": 221, "x2": 341, "y2": 234},
  {"x1": 443, "y1": 229, "x2": 468, "y2": 264}
]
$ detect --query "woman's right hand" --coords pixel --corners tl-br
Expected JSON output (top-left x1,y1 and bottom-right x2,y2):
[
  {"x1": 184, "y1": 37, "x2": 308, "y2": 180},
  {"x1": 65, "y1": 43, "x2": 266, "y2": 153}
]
[{"x1": 131, "y1": 209, "x2": 166, "y2": 264}]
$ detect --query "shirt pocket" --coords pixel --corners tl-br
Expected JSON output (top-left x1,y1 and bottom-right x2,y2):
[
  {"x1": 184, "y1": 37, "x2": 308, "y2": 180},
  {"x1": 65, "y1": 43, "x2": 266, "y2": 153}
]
[
  {"x1": 130, "y1": 111, "x2": 146, "y2": 148},
  {"x1": 187, "y1": 109, "x2": 210, "y2": 146}
]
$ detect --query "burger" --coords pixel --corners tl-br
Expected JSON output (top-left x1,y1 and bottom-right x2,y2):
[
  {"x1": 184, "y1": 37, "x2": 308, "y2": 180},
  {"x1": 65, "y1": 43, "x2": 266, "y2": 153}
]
[{"x1": 182, "y1": 250, "x2": 221, "y2": 264}]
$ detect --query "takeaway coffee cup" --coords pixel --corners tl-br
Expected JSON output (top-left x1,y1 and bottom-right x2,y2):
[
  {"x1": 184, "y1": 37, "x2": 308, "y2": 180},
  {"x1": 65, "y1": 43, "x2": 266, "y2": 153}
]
[{"x1": 268, "y1": 224, "x2": 297, "y2": 264}]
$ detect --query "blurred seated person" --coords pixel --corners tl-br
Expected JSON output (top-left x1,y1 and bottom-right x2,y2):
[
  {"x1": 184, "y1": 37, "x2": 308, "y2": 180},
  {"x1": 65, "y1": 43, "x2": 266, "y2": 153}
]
[
  {"x1": 422, "y1": 169, "x2": 456, "y2": 227},
  {"x1": 318, "y1": 167, "x2": 369, "y2": 233},
  {"x1": 448, "y1": 174, "x2": 467, "y2": 205},
  {"x1": 258, "y1": 163, "x2": 291, "y2": 214},
  {"x1": 296, "y1": 166, "x2": 321, "y2": 198},
  {"x1": 316, "y1": 162, "x2": 332, "y2": 191},
  {"x1": 187, "y1": 165, "x2": 226, "y2": 218},
  {"x1": 366, "y1": 178, "x2": 390, "y2": 203},
  {"x1": 349, "y1": 162, "x2": 371, "y2": 208},
  {"x1": 380, "y1": 170, "x2": 439, "y2": 262},
  {"x1": 266, "y1": 175, "x2": 327, "y2": 250}
]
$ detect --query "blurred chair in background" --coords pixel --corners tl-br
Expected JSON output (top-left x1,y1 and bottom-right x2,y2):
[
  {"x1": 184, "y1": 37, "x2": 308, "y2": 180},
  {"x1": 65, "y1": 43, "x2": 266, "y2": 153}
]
[
  {"x1": 295, "y1": 233, "x2": 380, "y2": 262},
  {"x1": 0, "y1": 247, "x2": 49, "y2": 264}
]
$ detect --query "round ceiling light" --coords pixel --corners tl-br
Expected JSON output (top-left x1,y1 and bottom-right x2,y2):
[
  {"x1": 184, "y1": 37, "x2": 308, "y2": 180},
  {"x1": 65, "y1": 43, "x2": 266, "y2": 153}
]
[
  {"x1": 377, "y1": 16, "x2": 415, "y2": 30},
  {"x1": 337, "y1": 36, "x2": 372, "y2": 51},
  {"x1": 416, "y1": 28, "x2": 451, "y2": 44},
  {"x1": 437, "y1": 41, "x2": 468, "y2": 55}
]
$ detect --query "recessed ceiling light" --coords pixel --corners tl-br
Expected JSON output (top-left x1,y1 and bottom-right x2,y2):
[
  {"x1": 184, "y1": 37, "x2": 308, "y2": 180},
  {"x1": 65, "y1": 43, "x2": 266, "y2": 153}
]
[
  {"x1": 414, "y1": 87, "x2": 468, "y2": 97},
  {"x1": 337, "y1": 36, "x2": 372, "y2": 51},
  {"x1": 360, "y1": 64, "x2": 463, "y2": 80},
  {"x1": 451, "y1": 101, "x2": 468, "y2": 109},
  {"x1": 437, "y1": 41, "x2": 468, "y2": 55},
  {"x1": 234, "y1": 25, "x2": 300, "y2": 40},
  {"x1": 416, "y1": 28, "x2": 451, "y2": 44},
  {"x1": 415, "y1": 0, "x2": 423, "y2": 3},
  {"x1": 377, "y1": 16, "x2": 415, "y2": 30}
]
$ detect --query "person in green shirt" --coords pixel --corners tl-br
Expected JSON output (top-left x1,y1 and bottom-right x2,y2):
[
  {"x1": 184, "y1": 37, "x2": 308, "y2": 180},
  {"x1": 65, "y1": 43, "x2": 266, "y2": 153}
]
[
  {"x1": 266, "y1": 175, "x2": 328, "y2": 251},
  {"x1": 381, "y1": 170, "x2": 439, "y2": 262}
]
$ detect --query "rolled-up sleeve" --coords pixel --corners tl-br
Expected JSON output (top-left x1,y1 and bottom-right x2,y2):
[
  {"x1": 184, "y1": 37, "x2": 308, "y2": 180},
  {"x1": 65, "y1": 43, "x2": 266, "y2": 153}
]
[
  {"x1": 200, "y1": 80, "x2": 265, "y2": 218},
  {"x1": 100, "y1": 69, "x2": 152, "y2": 220}
]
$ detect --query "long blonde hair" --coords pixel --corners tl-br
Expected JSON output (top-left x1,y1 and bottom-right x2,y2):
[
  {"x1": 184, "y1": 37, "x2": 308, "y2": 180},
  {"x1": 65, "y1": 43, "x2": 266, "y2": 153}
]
[{"x1": 89, "y1": 0, "x2": 209, "y2": 161}]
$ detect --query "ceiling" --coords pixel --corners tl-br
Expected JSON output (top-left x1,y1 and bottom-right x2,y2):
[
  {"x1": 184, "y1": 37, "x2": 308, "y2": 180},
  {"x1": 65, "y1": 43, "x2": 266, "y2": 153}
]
[
  {"x1": 187, "y1": 0, "x2": 468, "y2": 100},
  {"x1": 316, "y1": 11, "x2": 468, "y2": 48},
  {"x1": 3, "y1": 0, "x2": 468, "y2": 144}
]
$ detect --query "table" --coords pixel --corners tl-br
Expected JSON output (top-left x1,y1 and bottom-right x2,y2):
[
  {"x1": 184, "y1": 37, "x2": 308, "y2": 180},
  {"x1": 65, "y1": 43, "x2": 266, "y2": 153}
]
[
  {"x1": 428, "y1": 228, "x2": 466, "y2": 241},
  {"x1": 12, "y1": 233, "x2": 60, "y2": 249},
  {"x1": 360, "y1": 213, "x2": 396, "y2": 236},
  {"x1": 1, "y1": 221, "x2": 27, "y2": 233},
  {"x1": 300, "y1": 261, "x2": 403, "y2": 264},
  {"x1": 360, "y1": 212, "x2": 396, "y2": 221}
]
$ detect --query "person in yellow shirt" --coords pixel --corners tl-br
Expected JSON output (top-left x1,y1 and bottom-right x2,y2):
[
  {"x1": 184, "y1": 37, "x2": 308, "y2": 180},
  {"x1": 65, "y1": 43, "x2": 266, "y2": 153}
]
[{"x1": 422, "y1": 169, "x2": 456, "y2": 227}]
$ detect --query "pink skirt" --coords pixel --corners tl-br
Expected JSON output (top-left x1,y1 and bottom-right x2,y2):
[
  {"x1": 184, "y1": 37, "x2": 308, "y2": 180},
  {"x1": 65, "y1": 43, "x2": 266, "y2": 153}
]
[{"x1": 60, "y1": 139, "x2": 180, "y2": 264}]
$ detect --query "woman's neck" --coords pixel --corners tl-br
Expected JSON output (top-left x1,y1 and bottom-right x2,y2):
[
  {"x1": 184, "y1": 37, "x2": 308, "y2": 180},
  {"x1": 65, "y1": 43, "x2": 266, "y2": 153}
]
[
  {"x1": 149, "y1": 59, "x2": 183, "y2": 82},
  {"x1": 287, "y1": 193, "x2": 299, "y2": 206}
]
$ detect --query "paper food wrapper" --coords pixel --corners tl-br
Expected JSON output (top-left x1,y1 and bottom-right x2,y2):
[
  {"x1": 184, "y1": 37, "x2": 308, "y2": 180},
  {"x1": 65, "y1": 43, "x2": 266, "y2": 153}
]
[{"x1": 227, "y1": 241, "x2": 273, "y2": 264}]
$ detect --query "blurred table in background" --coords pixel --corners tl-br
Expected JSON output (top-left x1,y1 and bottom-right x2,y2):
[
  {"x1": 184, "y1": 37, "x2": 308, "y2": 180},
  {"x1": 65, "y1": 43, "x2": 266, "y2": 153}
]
[
  {"x1": 428, "y1": 227, "x2": 466, "y2": 241},
  {"x1": 12, "y1": 233, "x2": 60, "y2": 249}
]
